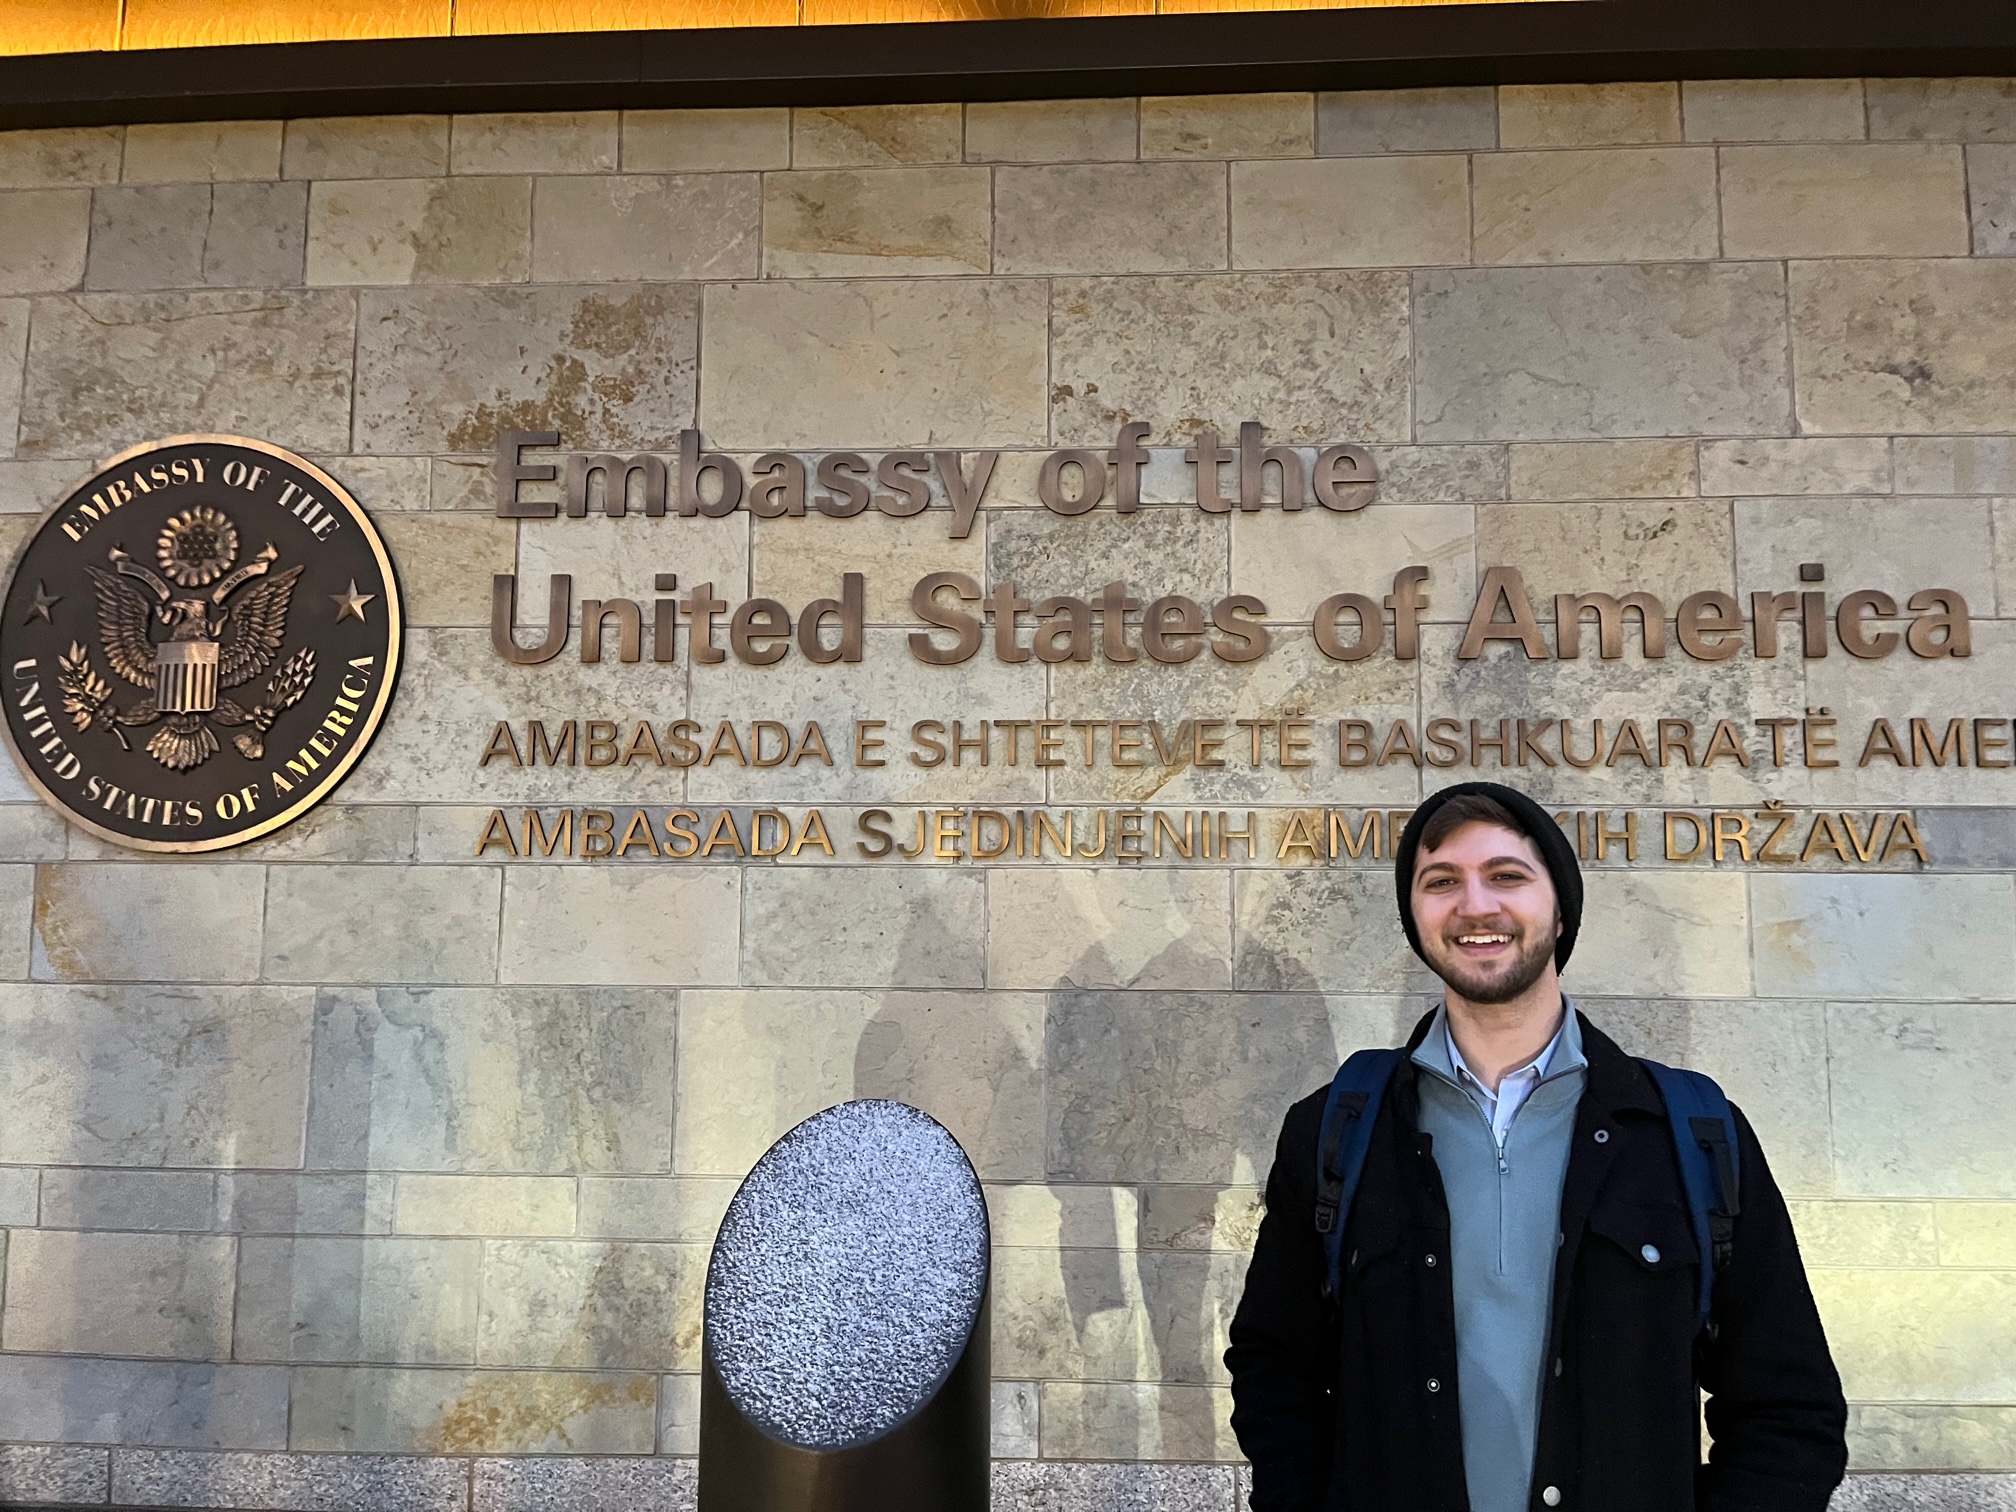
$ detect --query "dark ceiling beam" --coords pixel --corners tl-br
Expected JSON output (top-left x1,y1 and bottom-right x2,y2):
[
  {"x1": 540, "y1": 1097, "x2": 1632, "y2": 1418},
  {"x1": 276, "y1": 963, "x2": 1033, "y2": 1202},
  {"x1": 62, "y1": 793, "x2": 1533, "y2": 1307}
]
[{"x1": 1, "y1": 0, "x2": 2011, "y2": 130}]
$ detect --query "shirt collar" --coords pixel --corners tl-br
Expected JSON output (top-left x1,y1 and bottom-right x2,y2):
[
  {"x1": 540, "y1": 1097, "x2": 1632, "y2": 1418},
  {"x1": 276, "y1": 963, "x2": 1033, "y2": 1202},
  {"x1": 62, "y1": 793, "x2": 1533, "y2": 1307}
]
[{"x1": 1411, "y1": 996, "x2": 1586, "y2": 1092}]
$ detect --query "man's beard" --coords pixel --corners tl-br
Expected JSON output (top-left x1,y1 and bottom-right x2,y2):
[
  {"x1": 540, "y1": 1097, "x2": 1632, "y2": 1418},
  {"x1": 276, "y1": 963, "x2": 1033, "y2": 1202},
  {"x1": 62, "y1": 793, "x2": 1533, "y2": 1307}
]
[{"x1": 1423, "y1": 918, "x2": 1556, "y2": 1005}]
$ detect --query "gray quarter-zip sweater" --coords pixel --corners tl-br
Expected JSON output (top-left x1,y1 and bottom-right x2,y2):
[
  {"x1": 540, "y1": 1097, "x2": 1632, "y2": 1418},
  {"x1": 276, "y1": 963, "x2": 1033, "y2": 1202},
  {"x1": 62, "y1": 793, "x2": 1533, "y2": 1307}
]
[{"x1": 1411, "y1": 1001, "x2": 1589, "y2": 1512}]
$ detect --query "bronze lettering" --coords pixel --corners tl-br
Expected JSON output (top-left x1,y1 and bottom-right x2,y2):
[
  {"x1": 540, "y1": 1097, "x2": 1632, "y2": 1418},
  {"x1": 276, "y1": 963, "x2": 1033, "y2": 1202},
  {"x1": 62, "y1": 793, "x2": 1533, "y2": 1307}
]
[
  {"x1": 496, "y1": 430, "x2": 560, "y2": 518},
  {"x1": 909, "y1": 572, "x2": 983, "y2": 665},
  {"x1": 493, "y1": 574, "x2": 570, "y2": 665}
]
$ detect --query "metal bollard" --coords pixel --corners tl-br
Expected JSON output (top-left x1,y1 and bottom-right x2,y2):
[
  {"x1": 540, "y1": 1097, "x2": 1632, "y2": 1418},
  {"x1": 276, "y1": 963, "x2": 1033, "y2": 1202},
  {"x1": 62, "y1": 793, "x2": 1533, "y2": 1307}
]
[{"x1": 699, "y1": 1099, "x2": 992, "y2": 1512}]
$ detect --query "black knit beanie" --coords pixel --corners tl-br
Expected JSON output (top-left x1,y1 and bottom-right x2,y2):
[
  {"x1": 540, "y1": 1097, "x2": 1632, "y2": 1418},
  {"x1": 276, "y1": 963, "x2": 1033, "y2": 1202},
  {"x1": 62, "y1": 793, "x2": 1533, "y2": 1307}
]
[{"x1": 1393, "y1": 781, "x2": 1583, "y2": 972}]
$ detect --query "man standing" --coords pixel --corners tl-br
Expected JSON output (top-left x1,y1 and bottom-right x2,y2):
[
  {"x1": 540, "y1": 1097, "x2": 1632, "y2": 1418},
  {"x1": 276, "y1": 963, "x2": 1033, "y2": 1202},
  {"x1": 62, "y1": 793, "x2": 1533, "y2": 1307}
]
[{"x1": 1225, "y1": 782, "x2": 1846, "y2": 1512}]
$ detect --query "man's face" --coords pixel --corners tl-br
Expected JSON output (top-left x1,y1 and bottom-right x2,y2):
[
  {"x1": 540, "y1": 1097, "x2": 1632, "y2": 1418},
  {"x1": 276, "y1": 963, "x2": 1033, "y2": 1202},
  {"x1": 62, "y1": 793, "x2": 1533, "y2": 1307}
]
[{"x1": 1410, "y1": 820, "x2": 1561, "y2": 1006}]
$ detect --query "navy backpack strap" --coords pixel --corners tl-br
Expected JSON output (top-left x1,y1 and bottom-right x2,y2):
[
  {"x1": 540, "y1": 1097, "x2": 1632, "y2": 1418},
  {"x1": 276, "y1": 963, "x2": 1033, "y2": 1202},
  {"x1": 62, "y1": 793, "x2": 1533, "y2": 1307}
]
[
  {"x1": 1638, "y1": 1058, "x2": 1743, "y2": 1332},
  {"x1": 1314, "y1": 1048, "x2": 1405, "y2": 1305}
]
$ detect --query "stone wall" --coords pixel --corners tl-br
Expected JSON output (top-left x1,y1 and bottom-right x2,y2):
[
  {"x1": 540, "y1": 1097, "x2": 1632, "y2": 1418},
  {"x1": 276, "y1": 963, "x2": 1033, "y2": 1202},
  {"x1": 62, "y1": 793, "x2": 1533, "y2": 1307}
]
[{"x1": 0, "y1": 80, "x2": 2014, "y2": 1510}]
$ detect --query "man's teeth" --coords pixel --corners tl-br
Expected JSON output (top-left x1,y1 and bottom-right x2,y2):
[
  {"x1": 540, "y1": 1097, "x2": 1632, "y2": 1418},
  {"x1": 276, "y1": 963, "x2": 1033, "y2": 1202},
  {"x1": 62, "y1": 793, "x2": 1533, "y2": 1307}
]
[{"x1": 1456, "y1": 933, "x2": 1512, "y2": 945}]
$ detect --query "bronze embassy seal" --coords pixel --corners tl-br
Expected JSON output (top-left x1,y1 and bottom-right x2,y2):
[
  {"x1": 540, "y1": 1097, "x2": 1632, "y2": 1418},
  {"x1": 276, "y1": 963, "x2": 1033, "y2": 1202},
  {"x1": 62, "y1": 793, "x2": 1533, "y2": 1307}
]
[{"x1": 1, "y1": 437, "x2": 402, "y2": 852}]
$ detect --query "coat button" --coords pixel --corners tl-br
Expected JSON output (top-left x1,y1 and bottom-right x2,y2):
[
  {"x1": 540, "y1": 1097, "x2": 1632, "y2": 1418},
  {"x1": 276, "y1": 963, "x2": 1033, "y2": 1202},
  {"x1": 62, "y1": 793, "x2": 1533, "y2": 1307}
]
[
  {"x1": 1542, "y1": 1487, "x2": 1562, "y2": 1507},
  {"x1": 1593, "y1": 1129, "x2": 1610, "y2": 1144},
  {"x1": 1552, "y1": 1357, "x2": 1563, "y2": 1378},
  {"x1": 1641, "y1": 1243, "x2": 1662, "y2": 1264},
  {"x1": 1425, "y1": 1253, "x2": 1437, "y2": 1267},
  {"x1": 1426, "y1": 1378, "x2": 1441, "y2": 1393}
]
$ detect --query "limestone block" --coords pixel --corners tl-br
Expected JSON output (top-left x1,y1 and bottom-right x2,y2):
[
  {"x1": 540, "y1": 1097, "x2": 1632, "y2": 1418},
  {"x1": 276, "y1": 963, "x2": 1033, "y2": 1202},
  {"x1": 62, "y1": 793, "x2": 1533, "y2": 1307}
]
[
  {"x1": 394, "y1": 1175, "x2": 577, "y2": 1236},
  {"x1": 1374, "y1": 444, "x2": 1508, "y2": 502},
  {"x1": 1845, "y1": 1407, "x2": 2016, "y2": 1473},
  {"x1": 0, "y1": 1447, "x2": 107, "y2": 1506},
  {"x1": 1735, "y1": 495, "x2": 1992, "y2": 606},
  {"x1": 1573, "y1": 871, "x2": 1752, "y2": 996},
  {"x1": 0, "y1": 1357, "x2": 285, "y2": 1448},
  {"x1": 1721, "y1": 145, "x2": 1970, "y2": 258},
  {"x1": 353, "y1": 283, "x2": 696, "y2": 454},
  {"x1": 1478, "y1": 500, "x2": 1733, "y2": 615},
  {"x1": 473, "y1": 1455, "x2": 695, "y2": 1511},
  {"x1": 1939, "y1": 1205, "x2": 2016, "y2": 1266},
  {"x1": 290, "y1": 1365, "x2": 656, "y2": 1452},
  {"x1": 1414, "y1": 263, "x2": 1791, "y2": 441},
  {"x1": 33, "y1": 863, "x2": 263, "y2": 982},
  {"x1": 282, "y1": 117, "x2": 451, "y2": 179},
  {"x1": 683, "y1": 627, "x2": 1046, "y2": 806},
  {"x1": 1509, "y1": 441, "x2": 1696, "y2": 501},
  {"x1": 162, "y1": 805, "x2": 410, "y2": 864},
  {"x1": 451, "y1": 113, "x2": 619, "y2": 175},
  {"x1": 122, "y1": 121, "x2": 284, "y2": 183},
  {"x1": 0, "y1": 1167, "x2": 37, "y2": 1226},
  {"x1": 219, "y1": 1173, "x2": 395, "y2": 1236},
  {"x1": 0, "y1": 808, "x2": 64, "y2": 866},
  {"x1": 1037, "y1": 1381, "x2": 1238, "y2": 1461},
  {"x1": 995, "y1": 1246, "x2": 1240, "y2": 1383},
  {"x1": 1680, "y1": 79, "x2": 1868, "y2": 142},
  {"x1": 1801, "y1": 620, "x2": 2016, "y2": 806},
  {"x1": 0, "y1": 984, "x2": 312, "y2": 1167},
  {"x1": 1790, "y1": 258, "x2": 2016, "y2": 435},
  {"x1": 0, "y1": 456, "x2": 77, "y2": 511},
  {"x1": 792, "y1": 104, "x2": 962, "y2": 167},
  {"x1": 658, "y1": 1375, "x2": 701, "y2": 1454},
  {"x1": 234, "y1": 1236, "x2": 482, "y2": 1363},
  {"x1": 995, "y1": 163, "x2": 1226, "y2": 275},
  {"x1": 1046, "y1": 991, "x2": 1338, "y2": 1185},
  {"x1": 3, "y1": 1230, "x2": 235, "y2": 1357},
  {"x1": 19, "y1": 289, "x2": 354, "y2": 459},
  {"x1": 992, "y1": 506, "x2": 1228, "y2": 602},
  {"x1": 85, "y1": 183, "x2": 210, "y2": 289},
  {"x1": 1139, "y1": 94, "x2": 1313, "y2": 160},
  {"x1": 1415, "y1": 623, "x2": 1810, "y2": 807},
  {"x1": 1473, "y1": 148, "x2": 1718, "y2": 264},
  {"x1": 532, "y1": 174, "x2": 761, "y2": 282},
  {"x1": 620, "y1": 108, "x2": 789, "y2": 172},
  {"x1": 987, "y1": 1183, "x2": 1140, "y2": 1248},
  {"x1": 1812, "y1": 1268, "x2": 2016, "y2": 1401},
  {"x1": 516, "y1": 507, "x2": 748, "y2": 623},
  {"x1": 0, "y1": 864, "x2": 27, "y2": 978},
  {"x1": 306, "y1": 986, "x2": 677, "y2": 1173},
  {"x1": 476, "y1": 1239, "x2": 705, "y2": 1370},
  {"x1": 1050, "y1": 271, "x2": 1410, "y2": 446},
  {"x1": 375, "y1": 513, "x2": 518, "y2": 625},
  {"x1": 1828, "y1": 1001, "x2": 2016, "y2": 1196},
  {"x1": 1867, "y1": 79, "x2": 2016, "y2": 142},
  {"x1": 1048, "y1": 628, "x2": 1422, "y2": 808},
  {"x1": 576, "y1": 1176, "x2": 738, "y2": 1241},
  {"x1": 308, "y1": 453, "x2": 428, "y2": 512},
  {"x1": 1913, "y1": 808, "x2": 2016, "y2": 872},
  {"x1": 1786, "y1": 1201, "x2": 1938, "y2": 1265},
  {"x1": 264, "y1": 865, "x2": 499, "y2": 984},
  {"x1": 988, "y1": 869, "x2": 1233, "y2": 991},
  {"x1": 743, "y1": 867, "x2": 982, "y2": 987},
  {"x1": 1233, "y1": 871, "x2": 1430, "y2": 995},
  {"x1": 1702, "y1": 437, "x2": 1891, "y2": 496},
  {"x1": 966, "y1": 99, "x2": 1137, "y2": 163},
  {"x1": 113, "y1": 1449, "x2": 468, "y2": 1512},
  {"x1": 1896, "y1": 436, "x2": 2016, "y2": 495},
  {"x1": 1499, "y1": 83, "x2": 1682, "y2": 147},
  {"x1": 0, "y1": 128, "x2": 121, "y2": 188},
  {"x1": 996, "y1": 1462, "x2": 1239, "y2": 1511},
  {"x1": 431, "y1": 455, "x2": 497, "y2": 510},
  {"x1": 0, "y1": 189, "x2": 87, "y2": 294},
  {"x1": 499, "y1": 867, "x2": 739, "y2": 985},
  {"x1": 701, "y1": 279, "x2": 1048, "y2": 449},
  {"x1": 674, "y1": 988, "x2": 1044, "y2": 1178},
  {"x1": 1231, "y1": 155, "x2": 1470, "y2": 270},
  {"x1": 1972, "y1": 145, "x2": 2016, "y2": 254},
  {"x1": 993, "y1": 1381, "x2": 1039, "y2": 1458},
  {"x1": 1142, "y1": 1185, "x2": 1265, "y2": 1253},
  {"x1": 307, "y1": 177, "x2": 532, "y2": 285},
  {"x1": 1755, "y1": 876, "x2": 2015, "y2": 1002},
  {"x1": 203, "y1": 182, "x2": 311, "y2": 288},
  {"x1": 1242, "y1": 503, "x2": 1479, "y2": 620},
  {"x1": 752, "y1": 506, "x2": 982, "y2": 623},
  {"x1": 40, "y1": 1168, "x2": 217, "y2": 1230},
  {"x1": 763, "y1": 166, "x2": 989, "y2": 278},
  {"x1": 1316, "y1": 87, "x2": 1497, "y2": 155}
]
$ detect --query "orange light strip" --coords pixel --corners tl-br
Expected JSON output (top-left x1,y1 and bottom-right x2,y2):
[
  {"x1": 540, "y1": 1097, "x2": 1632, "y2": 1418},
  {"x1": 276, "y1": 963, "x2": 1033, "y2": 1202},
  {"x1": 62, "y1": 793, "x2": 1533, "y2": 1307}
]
[{"x1": 1, "y1": 0, "x2": 1535, "y2": 57}]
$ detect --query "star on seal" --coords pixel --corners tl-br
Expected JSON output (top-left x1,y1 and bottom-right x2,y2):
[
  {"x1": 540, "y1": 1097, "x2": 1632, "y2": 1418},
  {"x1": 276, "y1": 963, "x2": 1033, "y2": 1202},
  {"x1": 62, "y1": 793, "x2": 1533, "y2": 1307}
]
[{"x1": 330, "y1": 580, "x2": 376, "y2": 623}]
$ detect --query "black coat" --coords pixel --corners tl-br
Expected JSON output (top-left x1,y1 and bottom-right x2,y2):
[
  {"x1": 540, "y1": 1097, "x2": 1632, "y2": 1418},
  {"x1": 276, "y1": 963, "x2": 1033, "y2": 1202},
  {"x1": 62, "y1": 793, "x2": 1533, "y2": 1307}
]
[{"x1": 1225, "y1": 1011, "x2": 1847, "y2": 1512}]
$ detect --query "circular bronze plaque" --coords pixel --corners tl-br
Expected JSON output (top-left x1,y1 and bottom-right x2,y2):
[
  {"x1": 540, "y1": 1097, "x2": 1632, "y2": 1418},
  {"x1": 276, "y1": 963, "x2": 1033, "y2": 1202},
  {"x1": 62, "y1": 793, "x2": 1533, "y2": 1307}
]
[{"x1": 1, "y1": 436, "x2": 402, "y2": 852}]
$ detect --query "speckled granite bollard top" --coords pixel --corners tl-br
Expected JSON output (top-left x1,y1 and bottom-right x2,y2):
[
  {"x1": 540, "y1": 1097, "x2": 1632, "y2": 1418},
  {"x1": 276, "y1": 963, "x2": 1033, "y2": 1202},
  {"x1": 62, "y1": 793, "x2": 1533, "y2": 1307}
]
[{"x1": 705, "y1": 1099, "x2": 990, "y2": 1451}]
